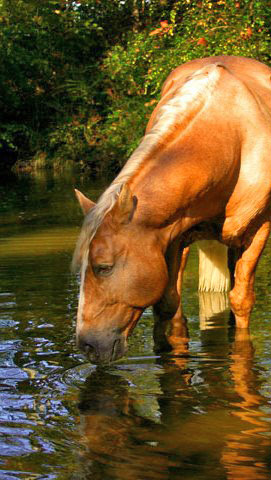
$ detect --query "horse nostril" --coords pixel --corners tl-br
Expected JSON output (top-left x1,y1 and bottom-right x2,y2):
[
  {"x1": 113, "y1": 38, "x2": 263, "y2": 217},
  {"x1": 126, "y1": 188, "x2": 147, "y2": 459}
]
[
  {"x1": 77, "y1": 335, "x2": 95, "y2": 354},
  {"x1": 85, "y1": 343, "x2": 95, "y2": 355}
]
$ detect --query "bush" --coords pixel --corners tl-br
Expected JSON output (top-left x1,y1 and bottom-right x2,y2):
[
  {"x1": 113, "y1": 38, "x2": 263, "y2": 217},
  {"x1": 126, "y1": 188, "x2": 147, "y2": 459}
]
[{"x1": 1, "y1": 1, "x2": 271, "y2": 174}]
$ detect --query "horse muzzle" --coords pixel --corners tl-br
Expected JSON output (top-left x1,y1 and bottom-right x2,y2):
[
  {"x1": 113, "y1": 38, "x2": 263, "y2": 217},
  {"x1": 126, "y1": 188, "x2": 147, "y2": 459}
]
[{"x1": 77, "y1": 330, "x2": 127, "y2": 364}]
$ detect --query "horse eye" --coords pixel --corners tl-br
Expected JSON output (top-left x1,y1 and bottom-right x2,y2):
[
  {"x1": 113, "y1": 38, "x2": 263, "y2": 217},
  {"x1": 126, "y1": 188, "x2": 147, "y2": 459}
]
[{"x1": 93, "y1": 264, "x2": 114, "y2": 277}]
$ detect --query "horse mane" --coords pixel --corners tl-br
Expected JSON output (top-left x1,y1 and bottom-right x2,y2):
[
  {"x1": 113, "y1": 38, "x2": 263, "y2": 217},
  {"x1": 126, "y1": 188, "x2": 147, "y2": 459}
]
[{"x1": 72, "y1": 63, "x2": 224, "y2": 271}]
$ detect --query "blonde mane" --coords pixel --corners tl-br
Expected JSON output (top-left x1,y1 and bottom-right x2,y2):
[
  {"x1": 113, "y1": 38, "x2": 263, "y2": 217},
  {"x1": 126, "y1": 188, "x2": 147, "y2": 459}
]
[{"x1": 72, "y1": 63, "x2": 223, "y2": 271}]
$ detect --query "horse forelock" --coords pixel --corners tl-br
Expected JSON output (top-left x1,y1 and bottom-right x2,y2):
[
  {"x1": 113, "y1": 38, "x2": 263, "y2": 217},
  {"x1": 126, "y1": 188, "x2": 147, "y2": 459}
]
[
  {"x1": 72, "y1": 63, "x2": 223, "y2": 272},
  {"x1": 71, "y1": 182, "x2": 123, "y2": 272}
]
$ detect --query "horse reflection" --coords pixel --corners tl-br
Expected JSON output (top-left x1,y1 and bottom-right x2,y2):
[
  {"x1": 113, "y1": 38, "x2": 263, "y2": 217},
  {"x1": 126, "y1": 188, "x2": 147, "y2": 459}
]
[
  {"x1": 78, "y1": 297, "x2": 271, "y2": 479},
  {"x1": 77, "y1": 371, "x2": 169, "y2": 480},
  {"x1": 222, "y1": 328, "x2": 270, "y2": 480}
]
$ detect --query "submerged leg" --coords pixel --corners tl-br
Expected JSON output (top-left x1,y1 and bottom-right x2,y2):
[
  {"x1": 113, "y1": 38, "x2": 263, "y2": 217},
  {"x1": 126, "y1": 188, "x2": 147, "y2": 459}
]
[
  {"x1": 167, "y1": 246, "x2": 189, "y2": 353},
  {"x1": 229, "y1": 218, "x2": 270, "y2": 328},
  {"x1": 153, "y1": 243, "x2": 189, "y2": 353}
]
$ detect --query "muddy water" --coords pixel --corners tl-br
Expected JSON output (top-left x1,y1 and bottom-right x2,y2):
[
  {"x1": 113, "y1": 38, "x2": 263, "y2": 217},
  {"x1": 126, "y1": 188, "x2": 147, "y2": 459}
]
[{"x1": 0, "y1": 172, "x2": 271, "y2": 480}]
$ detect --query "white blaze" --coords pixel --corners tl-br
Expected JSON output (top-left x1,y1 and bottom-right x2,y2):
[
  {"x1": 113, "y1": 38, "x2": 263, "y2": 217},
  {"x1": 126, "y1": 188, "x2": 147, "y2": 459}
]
[{"x1": 76, "y1": 248, "x2": 89, "y2": 335}]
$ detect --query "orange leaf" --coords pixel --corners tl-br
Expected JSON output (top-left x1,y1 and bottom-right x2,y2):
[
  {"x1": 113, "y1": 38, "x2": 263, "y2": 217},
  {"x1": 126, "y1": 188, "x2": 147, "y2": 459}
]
[
  {"x1": 197, "y1": 37, "x2": 208, "y2": 46},
  {"x1": 160, "y1": 20, "x2": 168, "y2": 28},
  {"x1": 149, "y1": 27, "x2": 163, "y2": 36}
]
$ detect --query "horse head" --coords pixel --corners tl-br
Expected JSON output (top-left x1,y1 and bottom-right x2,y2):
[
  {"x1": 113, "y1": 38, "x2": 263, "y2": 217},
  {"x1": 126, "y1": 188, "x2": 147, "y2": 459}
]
[{"x1": 74, "y1": 185, "x2": 168, "y2": 364}]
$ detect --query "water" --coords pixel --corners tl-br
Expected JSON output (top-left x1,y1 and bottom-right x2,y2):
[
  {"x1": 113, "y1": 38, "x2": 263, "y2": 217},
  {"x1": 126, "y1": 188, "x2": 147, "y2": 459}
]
[{"x1": 0, "y1": 171, "x2": 271, "y2": 480}]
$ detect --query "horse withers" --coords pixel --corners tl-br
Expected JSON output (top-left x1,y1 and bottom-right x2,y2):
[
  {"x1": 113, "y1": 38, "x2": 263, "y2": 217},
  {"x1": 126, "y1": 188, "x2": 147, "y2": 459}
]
[{"x1": 73, "y1": 55, "x2": 271, "y2": 364}]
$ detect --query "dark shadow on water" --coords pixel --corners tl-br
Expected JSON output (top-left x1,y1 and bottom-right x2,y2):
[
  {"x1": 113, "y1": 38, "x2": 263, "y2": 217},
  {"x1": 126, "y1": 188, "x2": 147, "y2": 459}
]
[{"x1": 76, "y1": 293, "x2": 271, "y2": 480}]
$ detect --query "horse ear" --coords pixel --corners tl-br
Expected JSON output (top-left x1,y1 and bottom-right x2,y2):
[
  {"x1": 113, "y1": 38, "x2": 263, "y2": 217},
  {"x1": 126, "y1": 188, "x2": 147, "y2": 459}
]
[
  {"x1": 114, "y1": 184, "x2": 137, "y2": 224},
  {"x1": 74, "y1": 189, "x2": 96, "y2": 215}
]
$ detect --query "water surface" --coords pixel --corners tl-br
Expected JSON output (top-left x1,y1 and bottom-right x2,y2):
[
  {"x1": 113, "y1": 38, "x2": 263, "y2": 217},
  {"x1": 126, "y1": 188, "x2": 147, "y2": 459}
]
[{"x1": 0, "y1": 172, "x2": 271, "y2": 479}]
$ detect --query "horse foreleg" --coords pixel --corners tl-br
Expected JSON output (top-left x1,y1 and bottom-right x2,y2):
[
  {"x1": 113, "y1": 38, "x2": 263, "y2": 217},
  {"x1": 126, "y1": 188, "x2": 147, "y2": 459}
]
[
  {"x1": 176, "y1": 246, "x2": 190, "y2": 296},
  {"x1": 166, "y1": 246, "x2": 189, "y2": 346},
  {"x1": 229, "y1": 218, "x2": 270, "y2": 328},
  {"x1": 153, "y1": 244, "x2": 189, "y2": 352}
]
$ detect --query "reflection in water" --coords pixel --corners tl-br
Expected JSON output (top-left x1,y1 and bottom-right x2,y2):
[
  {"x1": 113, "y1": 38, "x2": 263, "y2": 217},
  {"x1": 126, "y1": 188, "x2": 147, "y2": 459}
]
[
  {"x1": 1, "y1": 174, "x2": 271, "y2": 479},
  {"x1": 0, "y1": 226, "x2": 79, "y2": 257},
  {"x1": 77, "y1": 371, "x2": 165, "y2": 480},
  {"x1": 78, "y1": 294, "x2": 271, "y2": 480},
  {"x1": 223, "y1": 329, "x2": 271, "y2": 480}
]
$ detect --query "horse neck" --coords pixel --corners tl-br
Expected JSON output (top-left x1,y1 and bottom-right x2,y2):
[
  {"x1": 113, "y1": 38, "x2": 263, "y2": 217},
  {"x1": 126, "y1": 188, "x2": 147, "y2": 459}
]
[
  {"x1": 118, "y1": 66, "x2": 223, "y2": 230},
  {"x1": 127, "y1": 145, "x2": 201, "y2": 244}
]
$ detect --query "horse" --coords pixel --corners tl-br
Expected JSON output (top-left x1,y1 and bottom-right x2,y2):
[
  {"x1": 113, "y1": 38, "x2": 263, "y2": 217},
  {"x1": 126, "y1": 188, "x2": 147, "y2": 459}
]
[{"x1": 73, "y1": 55, "x2": 271, "y2": 364}]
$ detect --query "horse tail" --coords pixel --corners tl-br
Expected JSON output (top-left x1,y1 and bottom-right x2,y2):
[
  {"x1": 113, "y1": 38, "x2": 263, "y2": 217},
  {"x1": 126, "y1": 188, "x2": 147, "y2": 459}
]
[{"x1": 198, "y1": 240, "x2": 230, "y2": 293}]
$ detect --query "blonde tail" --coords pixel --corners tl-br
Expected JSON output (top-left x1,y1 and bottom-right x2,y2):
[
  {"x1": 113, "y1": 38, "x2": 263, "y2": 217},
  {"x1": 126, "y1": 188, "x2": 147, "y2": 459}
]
[
  {"x1": 199, "y1": 291, "x2": 229, "y2": 329},
  {"x1": 198, "y1": 240, "x2": 230, "y2": 292}
]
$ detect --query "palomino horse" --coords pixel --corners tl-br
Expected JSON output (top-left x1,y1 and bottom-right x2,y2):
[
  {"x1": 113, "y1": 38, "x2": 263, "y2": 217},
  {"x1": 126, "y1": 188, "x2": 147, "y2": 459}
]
[{"x1": 73, "y1": 55, "x2": 271, "y2": 364}]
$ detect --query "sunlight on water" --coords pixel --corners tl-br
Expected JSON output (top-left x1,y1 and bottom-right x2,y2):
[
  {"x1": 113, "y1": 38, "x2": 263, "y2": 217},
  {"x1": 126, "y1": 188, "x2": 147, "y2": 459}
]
[
  {"x1": 0, "y1": 227, "x2": 79, "y2": 257},
  {"x1": 0, "y1": 173, "x2": 271, "y2": 479}
]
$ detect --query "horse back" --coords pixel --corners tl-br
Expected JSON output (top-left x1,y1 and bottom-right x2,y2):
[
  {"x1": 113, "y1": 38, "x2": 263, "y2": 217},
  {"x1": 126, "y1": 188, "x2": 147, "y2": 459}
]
[
  {"x1": 164, "y1": 55, "x2": 271, "y2": 108},
  {"x1": 147, "y1": 55, "x2": 271, "y2": 132}
]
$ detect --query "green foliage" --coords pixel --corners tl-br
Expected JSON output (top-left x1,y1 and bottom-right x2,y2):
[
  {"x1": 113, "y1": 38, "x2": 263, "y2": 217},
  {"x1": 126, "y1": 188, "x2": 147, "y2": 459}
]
[
  {"x1": 0, "y1": 1, "x2": 271, "y2": 173},
  {"x1": 0, "y1": 0, "x2": 137, "y2": 171}
]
